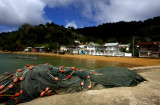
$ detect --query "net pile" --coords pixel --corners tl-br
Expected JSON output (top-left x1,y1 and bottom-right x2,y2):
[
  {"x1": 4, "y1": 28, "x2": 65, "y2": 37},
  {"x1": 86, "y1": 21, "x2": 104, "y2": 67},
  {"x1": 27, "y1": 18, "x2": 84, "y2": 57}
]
[{"x1": 0, "y1": 63, "x2": 146, "y2": 105}]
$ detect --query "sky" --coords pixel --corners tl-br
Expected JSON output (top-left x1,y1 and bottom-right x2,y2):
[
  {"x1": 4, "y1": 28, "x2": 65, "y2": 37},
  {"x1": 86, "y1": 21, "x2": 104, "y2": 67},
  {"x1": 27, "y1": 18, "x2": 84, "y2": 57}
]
[{"x1": 0, "y1": 0, "x2": 160, "y2": 33}]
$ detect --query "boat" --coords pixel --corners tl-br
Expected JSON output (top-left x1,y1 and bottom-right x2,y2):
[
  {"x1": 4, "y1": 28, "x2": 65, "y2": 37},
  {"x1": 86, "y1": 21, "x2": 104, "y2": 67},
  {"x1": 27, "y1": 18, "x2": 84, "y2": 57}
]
[{"x1": 17, "y1": 56, "x2": 38, "y2": 59}]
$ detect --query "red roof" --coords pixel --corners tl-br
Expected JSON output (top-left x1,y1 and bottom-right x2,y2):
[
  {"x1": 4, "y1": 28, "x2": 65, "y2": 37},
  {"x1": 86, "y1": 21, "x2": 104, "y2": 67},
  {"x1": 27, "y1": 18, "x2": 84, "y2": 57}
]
[{"x1": 138, "y1": 42, "x2": 160, "y2": 45}]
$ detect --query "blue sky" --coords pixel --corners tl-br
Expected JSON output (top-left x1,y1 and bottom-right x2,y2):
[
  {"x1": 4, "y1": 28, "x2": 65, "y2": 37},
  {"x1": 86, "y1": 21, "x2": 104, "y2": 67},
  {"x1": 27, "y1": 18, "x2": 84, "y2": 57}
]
[{"x1": 0, "y1": 0, "x2": 160, "y2": 33}]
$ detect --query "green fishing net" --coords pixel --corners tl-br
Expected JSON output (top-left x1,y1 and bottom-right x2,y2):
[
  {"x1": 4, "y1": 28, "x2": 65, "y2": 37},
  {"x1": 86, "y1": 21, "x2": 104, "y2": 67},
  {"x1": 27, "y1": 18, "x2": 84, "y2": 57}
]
[{"x1": 0, "y1": 63, "x2": 146, "y2": 105}]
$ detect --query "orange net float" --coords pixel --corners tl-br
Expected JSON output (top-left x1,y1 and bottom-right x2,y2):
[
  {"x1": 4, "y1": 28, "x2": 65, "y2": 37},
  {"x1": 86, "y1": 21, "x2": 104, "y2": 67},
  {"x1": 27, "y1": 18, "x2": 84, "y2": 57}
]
[
  {"x1": 54, "y1": 77, "x2": 58, "y2": 81},
  {"x1": 40, "y1": 91, "x2": 45, "y2": 97},
  {"x1": 88, "y1": 85, "x2": 92, "y2": 89},
  {"x1": 26, "y1": 64, "x2": 30, "y2": 67},
  {"x1": 14, "y1": 93, "x2": 20, "y2": 97},
  {"x1": 61, "y1": 70, "x2": 65, "y2": 73},
  {"x1": 8, "y1": 84, "x2": 14, "y2": 89},
  {"x1": 81, "y1": 82, "x2": 84, "y2": 86},
  {"x1": 87, "y1": 75, "x2": 90, "y2": 79},
  {"x1": 19, "y1": 77, "x2": 23, "y2": 81},
  {"x1": 13, "y1": 78, "x2": 18, "y2": 83},
  {"x1": 20, "y1": 90, "x2": 23, "y2": 94},
  {"x1": 17, "y1": 69, "x2": 22, "y2": 72},
  {"x1": 45, "y1": 87, "x2": 50, "y2": 92},
  {"x1": 0, "y1": 85, "x2": 5, "y2": 90}
]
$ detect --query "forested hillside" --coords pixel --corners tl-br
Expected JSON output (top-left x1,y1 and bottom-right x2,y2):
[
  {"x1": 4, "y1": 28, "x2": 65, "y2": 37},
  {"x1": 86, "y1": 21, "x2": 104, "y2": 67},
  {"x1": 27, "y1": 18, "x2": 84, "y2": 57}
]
[
  {"x1": 0, "y1": 16, "x2": 160, "y2": 52},
  {"x1": 76, "y1": 16, "x2": 160, "y2": 44}
]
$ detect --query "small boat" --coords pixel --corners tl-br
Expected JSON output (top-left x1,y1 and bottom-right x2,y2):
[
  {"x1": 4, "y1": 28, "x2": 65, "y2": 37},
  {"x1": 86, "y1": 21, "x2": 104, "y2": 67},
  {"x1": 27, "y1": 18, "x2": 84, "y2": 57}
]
[{"x1": 17, "y1": 56, "x2": 38, "y2": 59}]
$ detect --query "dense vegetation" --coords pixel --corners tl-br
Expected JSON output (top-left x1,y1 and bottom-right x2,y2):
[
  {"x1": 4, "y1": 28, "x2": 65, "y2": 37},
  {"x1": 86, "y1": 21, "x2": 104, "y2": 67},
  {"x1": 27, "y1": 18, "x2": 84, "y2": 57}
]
[
  {"x1": 0, "y1": 16, "x2": 160, "y2": 52},
  {"x1": 76, "y1": 16, "x2": 160, "y2": 44}
]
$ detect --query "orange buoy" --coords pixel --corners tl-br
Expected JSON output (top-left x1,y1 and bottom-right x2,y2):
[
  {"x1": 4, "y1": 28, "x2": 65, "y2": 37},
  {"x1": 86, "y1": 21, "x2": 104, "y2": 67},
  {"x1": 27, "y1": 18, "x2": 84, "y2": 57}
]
[
  {"x1": 20, "y1": 90, "x2": 23, "y2": 94},
  {"x1": 67, "y1": 75, "x2": 71, "y2": 79},
  {"x1": 13, "y1": 78, "x2": 18, "y2": 83},
  {"x1": 79, "y1": 70, "x2": 83, "y2": 71},
  {"x1": 35, "y1": 64, "x2": 39, "y2": 66},
  {"x1": 10, "y1": 96, "x2": 15, "y2": 99},
  {"x1": 61, "y1": 66, "x2": 65, "y2": 68},
  {"x1": 10, "y1": 74, "x2": 14, "y2": 77},
  {"x1": 19, "y1": 77, "x2": 23, "y2": 81},
  {"x1": 61, "y1": 70, "x2": 65, "y2": 73},
  {"x1": 45, "y1": 63, "x2": 50, "y2": 65},
  {"x1": 88, "y1": 85, "x2": 92, "y2": 89},
  {"x1": 0, "y1": 85, "x2": 5, "y2": 90},
  {"x1": 14, "y1": 93, "x2": 20, "y2": 97},
  {"x1": 54, "y1": 77, "x2": 58, "y2": 81},
  {"x1": 99, "y1": 73, "x2": 103, "y2": 76},
  {"x1": 26, "y1": 64, "x2": 30, "y2": 67},
  {"x1": 8, "y1": 84, "x2": 14, "y2": 89},
  {"x1": 45, "y1": 87, "x2": 50, "y2": 92},
  {"x1": 87, "y1": 75, "x2": 90, "y2": 79},
  {"x1": 72, "y1": 67, "x2": 75, "y2": 69},
  {"x1": 17, "y1": 69, "x2": 22, "y2": 72},
  {"x1": 15, "y1": 99, "x2": 19, "y2": 103},
  {"x1": 73, "y1": 68, "x2": 78, "y2": 71},
  {"x1": 29, "y1": 66, "x2": 33, "y2": 70},
  {"x1": 81, "y1": 82, "x2": 84, "y2": 86},
  {"x1": 40, "y1": 91, "x2": 45, "y2": 97},
  {"x1": 46, "y1": 90, "x2": 52, "y2": 96}
]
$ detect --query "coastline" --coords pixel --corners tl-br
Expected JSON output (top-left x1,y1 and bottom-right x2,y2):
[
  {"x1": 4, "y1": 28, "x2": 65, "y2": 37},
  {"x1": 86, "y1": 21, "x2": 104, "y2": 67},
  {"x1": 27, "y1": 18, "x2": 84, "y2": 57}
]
[
  {"x1": 0, "y1": 51, "x2": 160, "y2": 105},
  {"x1": 2, "y1": 51, "x2": 160, "y2": 66}
]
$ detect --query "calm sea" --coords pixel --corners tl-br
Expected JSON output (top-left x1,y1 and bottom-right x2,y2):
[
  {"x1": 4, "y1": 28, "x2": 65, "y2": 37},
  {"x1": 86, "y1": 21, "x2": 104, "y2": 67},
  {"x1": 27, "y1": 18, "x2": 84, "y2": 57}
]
[{"x1": 0, "y1": 53, "x2": 138, "y2": 74}]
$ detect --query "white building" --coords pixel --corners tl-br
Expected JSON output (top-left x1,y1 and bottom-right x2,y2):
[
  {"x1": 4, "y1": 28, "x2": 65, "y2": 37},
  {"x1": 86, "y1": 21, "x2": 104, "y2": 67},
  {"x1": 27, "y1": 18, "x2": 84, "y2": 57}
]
[
  {"x1": 86, "y1": 42, "x2": 103, "y2": 55},
  {"x1": 103, "y1": 43, "x2": 119, "y2": 56}
]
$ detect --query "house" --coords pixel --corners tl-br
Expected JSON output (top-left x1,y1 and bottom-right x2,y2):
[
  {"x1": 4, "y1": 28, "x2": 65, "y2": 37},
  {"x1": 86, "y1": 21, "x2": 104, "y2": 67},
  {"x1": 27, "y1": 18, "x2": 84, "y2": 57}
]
[
  {"x1": 103, "y1": 43, "x2": 119, "y2": 56},
  {"x1": 138, "y1": 42, "x2": 160, "y2": 58},
  {"x1": 86, "y1": 42, "x2": 103, "y2": 55},
  {"x1": 119, "y1": 44, "x2": 132, "y2": 57}
]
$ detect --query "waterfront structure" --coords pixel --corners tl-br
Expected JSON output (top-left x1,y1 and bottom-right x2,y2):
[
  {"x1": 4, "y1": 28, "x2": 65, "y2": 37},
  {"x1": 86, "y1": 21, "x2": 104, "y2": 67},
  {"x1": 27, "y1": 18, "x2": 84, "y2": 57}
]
[
  {"x1": 103, "y1": 43, "x2": 119, "y2": 56},
  {"x1": 86, "y1": 42, "x2": 103, "y2": 55},
  {"x1": 138, "y1": 42, "x2": 160, "y2": 58}
]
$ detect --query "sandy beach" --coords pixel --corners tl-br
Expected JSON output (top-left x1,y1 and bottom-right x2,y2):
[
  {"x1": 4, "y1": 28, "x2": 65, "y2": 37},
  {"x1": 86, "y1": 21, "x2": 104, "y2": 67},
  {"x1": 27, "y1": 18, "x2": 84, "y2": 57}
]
[{"x1": 10, "y1": 51, "x2": 160, "y2": 66}]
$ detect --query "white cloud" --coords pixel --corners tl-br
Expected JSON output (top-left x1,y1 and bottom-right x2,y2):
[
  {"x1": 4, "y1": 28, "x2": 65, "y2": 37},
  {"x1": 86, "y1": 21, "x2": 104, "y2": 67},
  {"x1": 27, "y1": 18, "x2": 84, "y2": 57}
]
[
  {"x1": 0, "y1": 0, "x2": 46, "y2": 26},
  {"x1": 65, "y1": 21, "x2": 77, "y2": 29},
  {"x1": 0, "y1": 0, "x2": 160, "y2": 29}
]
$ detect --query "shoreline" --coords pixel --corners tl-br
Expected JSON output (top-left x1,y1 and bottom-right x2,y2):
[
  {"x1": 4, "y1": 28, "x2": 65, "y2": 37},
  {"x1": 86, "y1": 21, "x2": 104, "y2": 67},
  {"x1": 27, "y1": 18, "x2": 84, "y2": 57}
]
[{"x1": 1, "y1": 51, "x2": 160, "y2": 66}]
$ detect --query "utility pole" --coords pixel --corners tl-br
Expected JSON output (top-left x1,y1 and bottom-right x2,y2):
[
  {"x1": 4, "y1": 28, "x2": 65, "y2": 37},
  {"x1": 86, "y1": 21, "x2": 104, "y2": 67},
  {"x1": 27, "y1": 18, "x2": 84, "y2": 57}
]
[{"x1": 133, "y1": 37, "x2": 134, "y2": 57}]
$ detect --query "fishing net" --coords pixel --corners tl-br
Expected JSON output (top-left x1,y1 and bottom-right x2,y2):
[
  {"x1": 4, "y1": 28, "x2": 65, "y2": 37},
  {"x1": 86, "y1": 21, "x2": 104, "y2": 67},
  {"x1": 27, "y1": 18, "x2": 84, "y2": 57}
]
[{"x1": 0, "y1": 63, "x2": 146, "y2": 105}]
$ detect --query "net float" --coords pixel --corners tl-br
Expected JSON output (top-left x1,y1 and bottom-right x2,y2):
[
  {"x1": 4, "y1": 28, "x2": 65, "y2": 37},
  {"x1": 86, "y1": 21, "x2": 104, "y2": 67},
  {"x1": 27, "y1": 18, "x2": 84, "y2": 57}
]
[
  {"x1": 17, "y1": 69, "x2": 22, "y2": 72},
  {"x1": 29, "y1": 66, "x2": 33, "y2": 70},
  {"x1": 19, "y1": 77, "x2": 23, "y2": 81},
  {"x1": 20, "y1": 90, "x2": 23, "y2": 94},
  {"x1": 88, "y1": 85, "x2": 92, "y2": 89},
  {"x1": 40, "y1": 91, "x2": 45, "y2": 97},
  {"x1": 99, "y1": 73, "x2": 103, "y2": 76},
  {"x1": 8, "y1": 84, "x2": 14, "y2": 89},
  {"x1": 67, "y1": 75, "x2": 71, "y2": 79},
  {"x1": 14, "y1": 93, "x2": 20, "y2": 97},
  {"x1": 87, "y1": 75, "x2": 90, "y2": 79},
  {"x1": 45, "y1": 87, "x2": 50, "y2": 92},
  {"x1": 0, "y1": 85, "x2": 5, "y2": 90},
  {"x1": 81, "y1": 82, "x2": 84, "y2": 86},
  {"x1": 10, "y1": 74, "x2": 14, "y2": 77},
  {"x1": 61, "y1": 70, "x2": 65, "y2": 73},
  {"x1": 26, "y1": 64, "x2": 30, "y2": 67},
  {"x1": 54, "y1": 77, "x2": 58, "y2": 81},
  {"x1": 45, "y1": 63, "x2": 50, "y2": 65},
  {"x1": 13, "y1": 78, "x2": 18, "y2": 83}
]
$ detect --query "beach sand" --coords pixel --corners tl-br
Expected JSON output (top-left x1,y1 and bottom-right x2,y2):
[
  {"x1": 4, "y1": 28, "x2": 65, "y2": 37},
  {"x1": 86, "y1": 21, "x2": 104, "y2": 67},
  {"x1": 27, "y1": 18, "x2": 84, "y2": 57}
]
[
  {"x1": 0, "y1": 51, "x2": 160, "y2": 105},
  {"x1": 8, "y1": 51, "x2": 160, "y2": 66}
]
